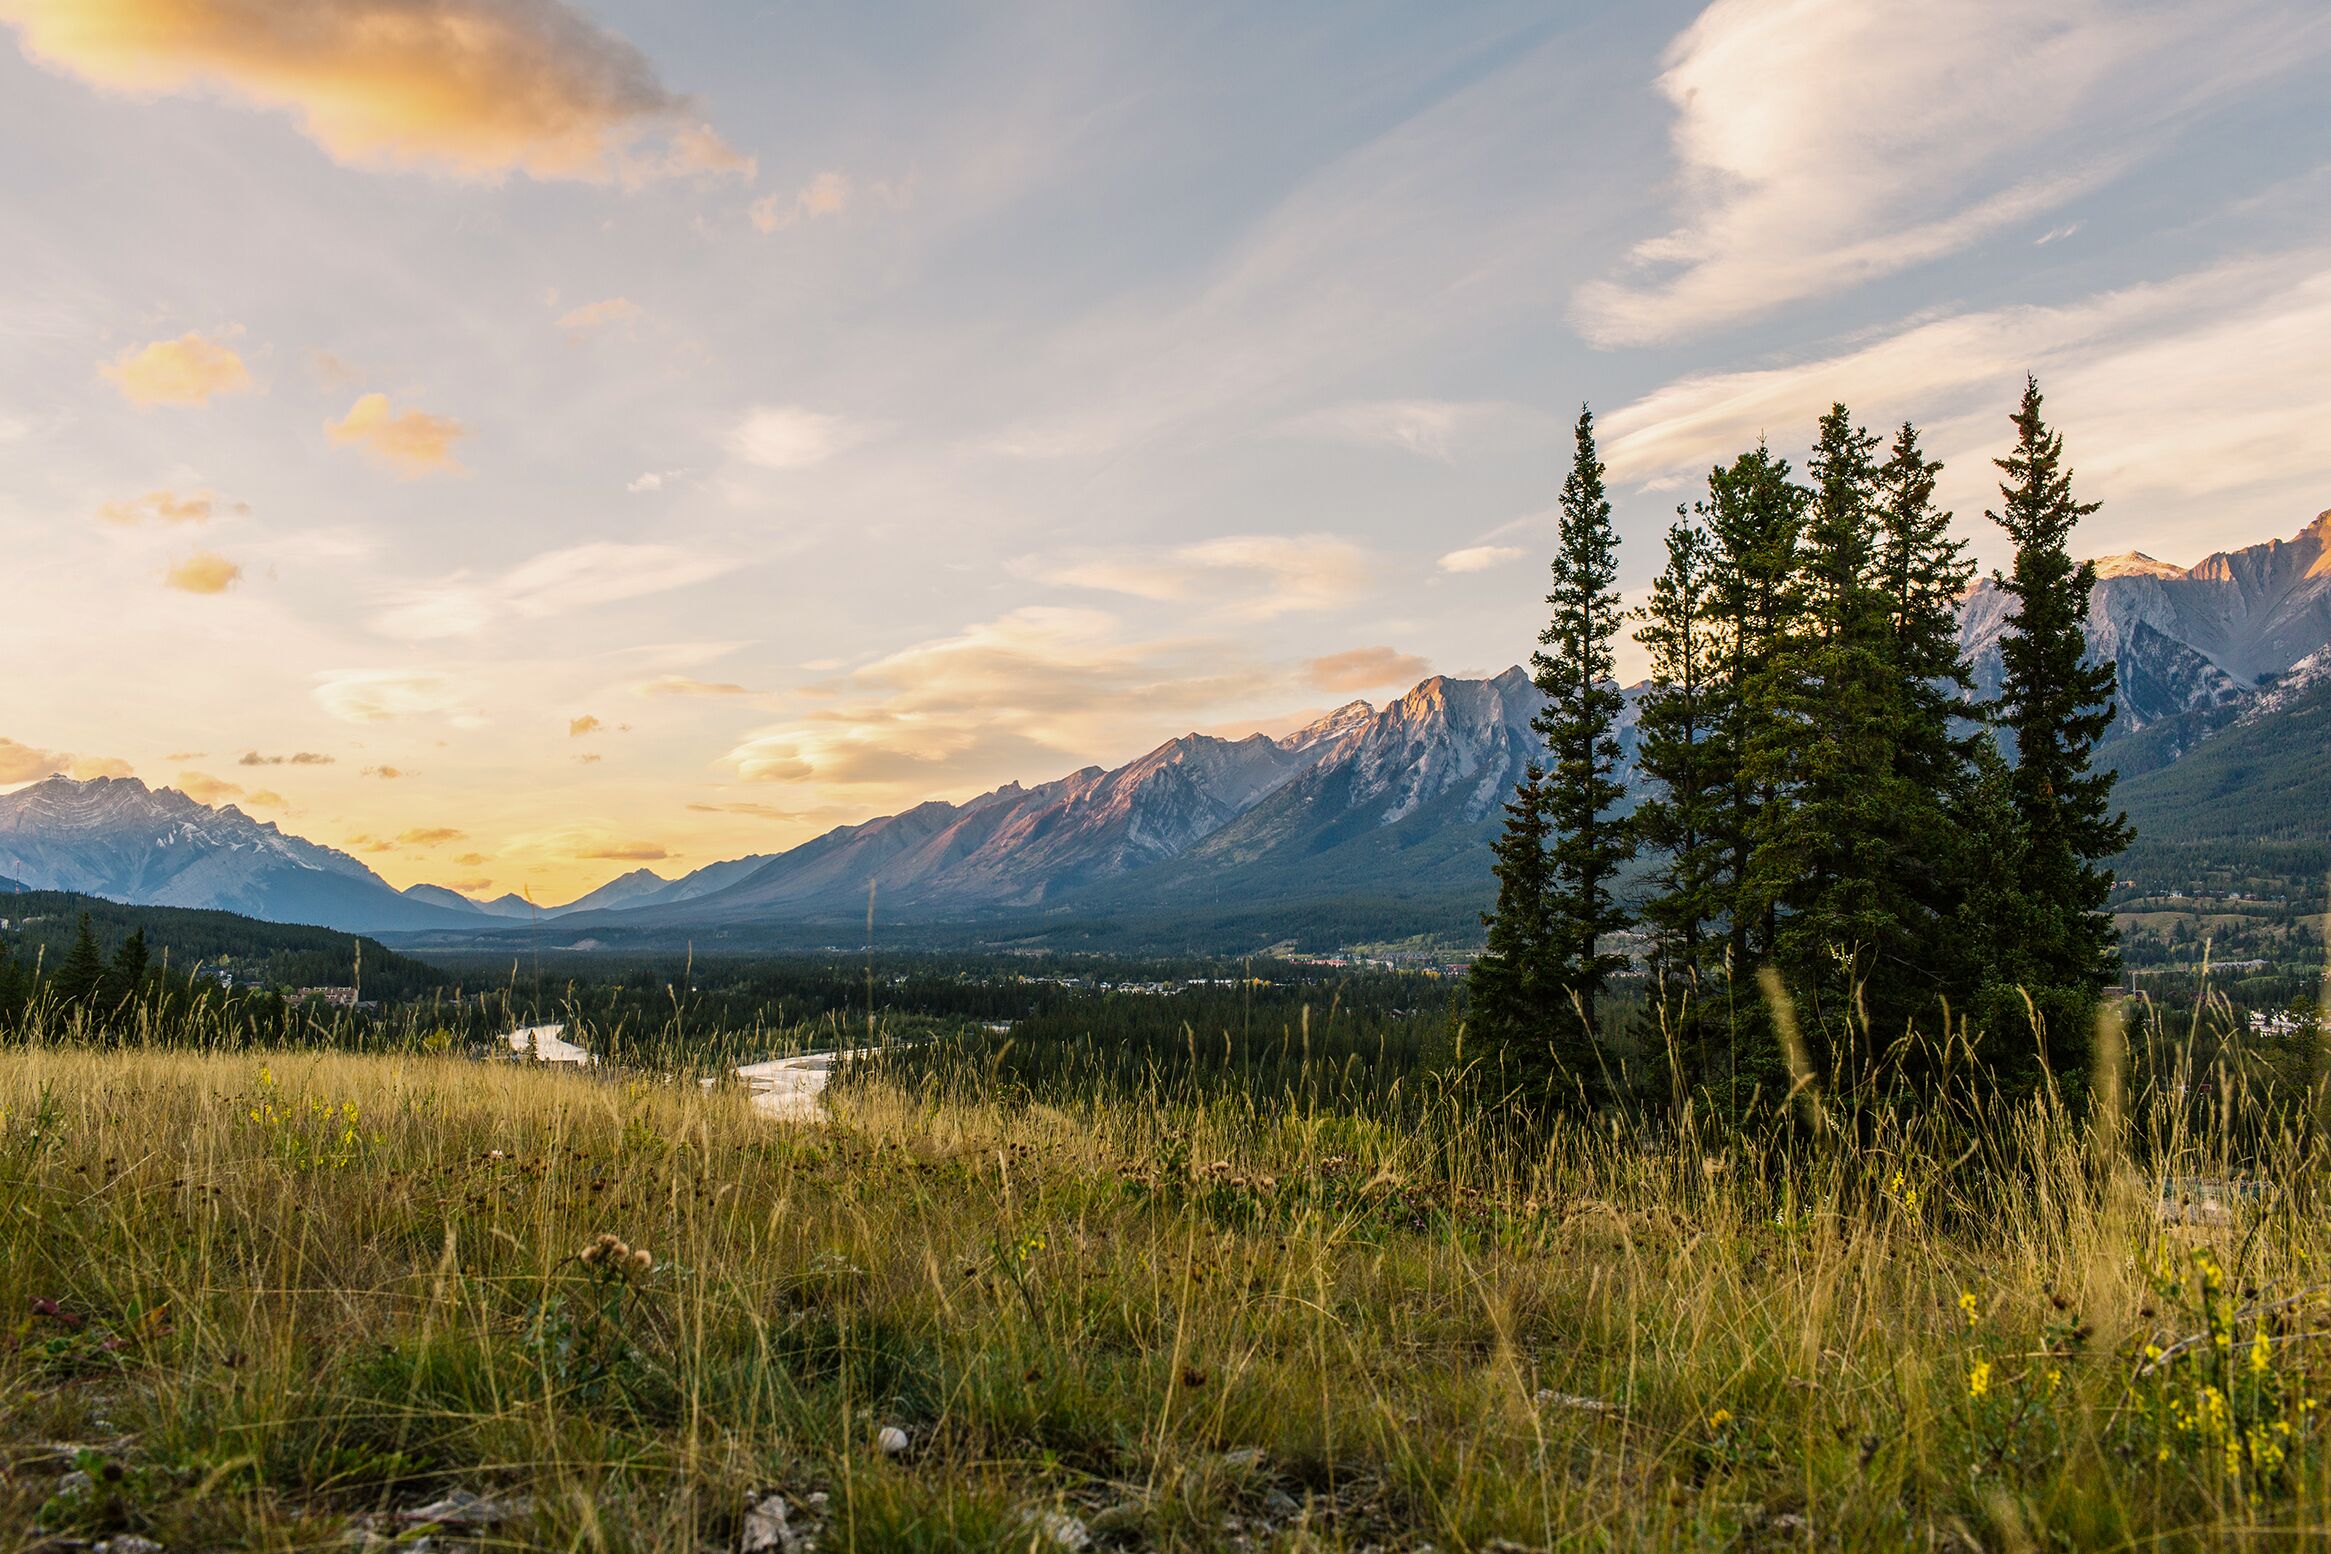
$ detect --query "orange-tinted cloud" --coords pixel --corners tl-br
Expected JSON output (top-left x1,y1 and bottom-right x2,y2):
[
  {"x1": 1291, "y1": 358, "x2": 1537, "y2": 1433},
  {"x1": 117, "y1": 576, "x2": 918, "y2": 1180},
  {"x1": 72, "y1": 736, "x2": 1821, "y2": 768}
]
[
  {"x1": 100, "y1": 331, "x2": 251, "y2": 406},
  {"x1": 0, "y1": 0, "x2": 751, "y2": 185},
  {"x1": 327, "y1": 392, "x2": 465, "y2": 476},
  {"x1": 1305, "y1": 646, "x2": 1430, "y2": 693},
  {"x1": 362, "y1": 764, "x2": 412, "y2": 779},
  {"x1": 165, "y1": 551, "x2": 243, "y2": 594},
  {"x1": 639, "y1": 675, "x2": 749, "y2": 697},
  {"x1": 687, "y1": 800, "x2": 807, "y2": 821},
  {"x1": 67, "y1": 755, "x2": 136, "y2": 780},
  {"x1": 101, "y1": 488, "x2": 243, "y2": 525},
  {"x1": 0, "y1": 737, "x2": 64, "y2": 784},
  {"x1": 397, "y1": 826, "x2": 465, "y2": 846},
  {"x1": 242, "y1": 788, "x2": 287, "y2": 808},
  {"x1": 577, "y1": 840, "x2": 669, "y2": 861},
  {"x1": 174, "y1": 769, "x2": 242, "y2": 805},
  {"x1": 557, "y1": 296, "x2": 641, "y2": 332},
  {"x1": 568, "y1": 714, "x2": 602, "y2": 737},
  {"x1": 238, "y1": 750, "x2": 334, "y2": 766},
  {"x1": 750, "y1": 170, "x2": 849, "y2": 232}
]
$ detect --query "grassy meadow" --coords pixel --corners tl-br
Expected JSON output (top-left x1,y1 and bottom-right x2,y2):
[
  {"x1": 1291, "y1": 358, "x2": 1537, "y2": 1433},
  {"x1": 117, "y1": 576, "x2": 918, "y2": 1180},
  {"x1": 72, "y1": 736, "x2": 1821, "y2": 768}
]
[{"x1": 2, "y1": 1003, "x2": 2329, "y2": 1552}]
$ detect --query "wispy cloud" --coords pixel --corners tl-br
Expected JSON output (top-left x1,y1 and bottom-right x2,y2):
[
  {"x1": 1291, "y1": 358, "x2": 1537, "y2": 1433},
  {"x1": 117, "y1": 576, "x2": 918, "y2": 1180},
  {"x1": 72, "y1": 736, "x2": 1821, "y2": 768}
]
[
  {"x1": 397, "y1": 826, "x2": 465, "y2": 846},
  {"x1": 1437, "y1": 544, "x2": 1524, "y2": 574},
  {"x1": 1305, "y1": 646, "x2": 1429, "y2": 693},
  {"x1": 0, "y1": 0, "x2": 751, "y2": 184},
  {"x1": 312, "y1": 669, "x2": 478, "y2": 724},
  {"x1": 1572, "y1": 0, "x2": 2325, "y2": 346},
  {"x1": 638, "y1": 675, "x2": 751, "y2": 697},
  {"x1": 577, "y1": 838, "x2": 668, "y2": 861},
  {"x1": 726, "y1": 405, "x2": 871, "y2": 470},
  {"x1": 1277, "y1": 399, "x2": 1526, "y2": 461},
  {"x1": 1600, "y1": 250, "x2": 2331, "y2": 549},
  {"x1": 722, "y1": 606, "x2": 1276, "y2": 793},
  {"x1": 750, "y1": 170, "x2": 850, "y2": 232},
  {"x1": 100, "y1": 488, "x2": 243, "y2": 525},
  {"x1": 557, "y1": 296, "x2": 642, "y2": 333},
  {"x1": 237, "y1": 750, "x2": 333, "y2": 767},
  {"x1": 1027, "y1": 533, "x2": 1372, "y2": 621},
  {"x1": 371, "y1": 542, "x2": 729, "y2": 640}
]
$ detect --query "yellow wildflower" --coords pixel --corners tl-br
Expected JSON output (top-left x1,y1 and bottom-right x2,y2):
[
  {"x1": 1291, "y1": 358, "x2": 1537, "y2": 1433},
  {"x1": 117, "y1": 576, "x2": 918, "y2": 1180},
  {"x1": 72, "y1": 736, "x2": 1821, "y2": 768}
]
[
  {"x1": 1968, "y1": 1360, "x2": 1992, "y2": 1399},
  {"x1": 1708, "y1": 1408, "x2": 1733, "y2": 1430},
  {"x1": 1958, "y1": 1290, "x2": 1979, "y2": 1329}
]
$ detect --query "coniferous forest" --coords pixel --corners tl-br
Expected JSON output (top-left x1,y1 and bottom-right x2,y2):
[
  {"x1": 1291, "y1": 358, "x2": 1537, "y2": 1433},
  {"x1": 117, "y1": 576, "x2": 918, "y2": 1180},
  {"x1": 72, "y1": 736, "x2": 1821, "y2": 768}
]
[{"x1": 1472, "y1": 378, "x2": 2132, "y2": 1112}]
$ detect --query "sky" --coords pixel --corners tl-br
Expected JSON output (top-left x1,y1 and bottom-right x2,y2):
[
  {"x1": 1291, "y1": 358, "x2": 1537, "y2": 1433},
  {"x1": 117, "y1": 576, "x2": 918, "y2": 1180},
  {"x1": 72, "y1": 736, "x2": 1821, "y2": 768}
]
[{"x1": 1, "y1": 0, "x2": 2328, "y2": 904}]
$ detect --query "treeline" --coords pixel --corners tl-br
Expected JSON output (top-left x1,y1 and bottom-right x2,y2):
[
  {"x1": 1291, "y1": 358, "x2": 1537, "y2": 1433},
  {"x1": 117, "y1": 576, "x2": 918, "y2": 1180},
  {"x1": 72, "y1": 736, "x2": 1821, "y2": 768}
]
[
  {"x1": 1473, "y1": 379, "x2": 2130, "y2": 1112},
  {"x1": 0, "y1": 891, "x2": 453, "y2": 1003},
  {"x1": 858, "y1": 972, "x2": 1462, "y2": 1113}
]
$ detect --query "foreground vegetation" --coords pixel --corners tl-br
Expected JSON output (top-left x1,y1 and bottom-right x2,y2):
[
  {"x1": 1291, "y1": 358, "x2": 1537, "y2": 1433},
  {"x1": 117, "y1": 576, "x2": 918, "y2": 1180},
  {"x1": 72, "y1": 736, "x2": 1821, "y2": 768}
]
[{"x1": 4, "y1": 995, "x2": 2330, "y2": 1552}]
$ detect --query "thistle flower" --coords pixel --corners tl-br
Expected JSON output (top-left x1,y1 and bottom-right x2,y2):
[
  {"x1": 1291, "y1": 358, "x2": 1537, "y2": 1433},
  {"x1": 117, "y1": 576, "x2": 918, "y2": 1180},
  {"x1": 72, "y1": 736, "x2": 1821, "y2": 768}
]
[{"x1": 629, "y1": 1247, "x2": 654, "y2": 1274}]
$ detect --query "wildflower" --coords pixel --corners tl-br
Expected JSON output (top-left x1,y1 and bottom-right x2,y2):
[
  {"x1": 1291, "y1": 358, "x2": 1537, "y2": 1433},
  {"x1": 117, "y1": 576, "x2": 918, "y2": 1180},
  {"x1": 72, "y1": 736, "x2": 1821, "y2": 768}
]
[
  {"x1": 1958, "y1": 1290, "x2": 1979, "y2": 1329},
  {"x1": 1968, "y1": 1360, "x2": 1992, "y2": 1399},
  {"x1": 581, "y1": 1232, "x2": 629, "y2": 1267},
  {"x1": 1708, "y1": 1408, "x2": 1733, "y2": 1430},
  {"x1": 2143, "y1": 1343, "x2": 2164, "y2": 1362},
  {"x1": 629, "y1": 1247, "x2": 654, "y2": 1274},
  {"x1": 2251, "y1": 1328, "x2": 2272, "y2": 1376}
]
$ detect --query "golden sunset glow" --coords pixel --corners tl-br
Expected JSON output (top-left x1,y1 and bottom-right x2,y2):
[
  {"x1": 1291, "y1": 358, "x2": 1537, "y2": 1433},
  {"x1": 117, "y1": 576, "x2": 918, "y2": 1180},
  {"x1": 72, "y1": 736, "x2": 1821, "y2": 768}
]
[{"x1": 1, "y1": 1, "x2": 2327, "y2": 906}]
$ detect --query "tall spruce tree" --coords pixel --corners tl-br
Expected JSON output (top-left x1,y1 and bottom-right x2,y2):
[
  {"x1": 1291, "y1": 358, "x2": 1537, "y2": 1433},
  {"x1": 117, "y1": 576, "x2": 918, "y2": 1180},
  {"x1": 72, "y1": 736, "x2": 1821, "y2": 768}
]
[
  {"x1": 1529, "y1": 406, "x2": 1634, "y2": 1083},
  {"x1": 55, "y1": 914, "x2": 106, "y2": 1009},
  {"x1": 1631, "y1": 514, "x2": 1726, "y2": 1086},
  {"x1": 1703, "y1": 444, "x2": 1807, "y2": 977},
  {"x1": 1743, "y1": 404, "x2": 1904, "y2": 1042},
  {"x1": 1470, "y1": 761, "x2": 1554, "y2": 1074},
  {"x1": 103, "y1": 927, "x2": 150, "y2": 1010},
  {"x1": 1872, "y1": 421, "x2": 1980, "y2": 1022},
  {"x1": 1984, "y1": 376, "x2": 2131, "y2": 1073}
]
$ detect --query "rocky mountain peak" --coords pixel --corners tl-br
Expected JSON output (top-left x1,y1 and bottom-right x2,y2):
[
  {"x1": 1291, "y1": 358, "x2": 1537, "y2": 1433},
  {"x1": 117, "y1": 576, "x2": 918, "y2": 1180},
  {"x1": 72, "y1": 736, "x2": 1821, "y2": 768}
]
[{"x1": 2092, "y1": 551, "x2": 2186, "y2": 580}]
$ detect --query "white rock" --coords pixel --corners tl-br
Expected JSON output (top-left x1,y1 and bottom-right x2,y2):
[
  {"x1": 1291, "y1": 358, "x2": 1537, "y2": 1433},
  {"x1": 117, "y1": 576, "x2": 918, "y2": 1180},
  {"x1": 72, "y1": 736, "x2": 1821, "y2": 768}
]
[
  {"x1": 876, "y1": 1426, "x2": 910, "y2": 1456},
  {"x1": 1020, "y1": 1509, "x2": 1091, "y2": 1550},
  {"x1": 741, "y1": 1491, "x2": 800, "y2": 1553}
]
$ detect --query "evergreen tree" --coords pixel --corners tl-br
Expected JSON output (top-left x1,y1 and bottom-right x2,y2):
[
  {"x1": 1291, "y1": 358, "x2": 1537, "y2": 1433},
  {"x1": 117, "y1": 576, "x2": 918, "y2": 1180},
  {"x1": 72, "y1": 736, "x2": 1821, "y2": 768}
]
[
  {"x1": 1631, "y1": 514, "x2": 1726, "y2": 1087},
  {"x1": 54, "y1": 914, "x2": 106, "y2": 1008},
  {"x1": 1872, "y1": 422, "x2": 1982, "y2": 1016},
  {"x1": 1469, "y1": 762, "x2": 1553, "y2": 1078},
  {"x1": 1742, "y1": 404, "x2": 1905, "y2": 1044},
  {"x1": 1984, "y1": 376, "x2": 2132, "y2": 1073},
  {"x1": 0, "y1": 942, "x2": 26, "y2": 1027},
  {"x1": 103, "y1": 927, "x2": 150, "y2": 1010},
  {"x1": 1703, "y1": 443, "x2": 1808, "y2": 974},
  {"x1": 1529, "y1": 405, "x2": 1634, "y2": 1089}
]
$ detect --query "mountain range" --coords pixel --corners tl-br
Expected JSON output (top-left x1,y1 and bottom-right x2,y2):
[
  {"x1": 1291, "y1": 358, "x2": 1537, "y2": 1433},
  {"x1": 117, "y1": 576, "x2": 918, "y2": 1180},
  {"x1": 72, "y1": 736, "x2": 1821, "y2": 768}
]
[{"x1": 4, "y1": 509, "x2": 2327, "y2": 949}]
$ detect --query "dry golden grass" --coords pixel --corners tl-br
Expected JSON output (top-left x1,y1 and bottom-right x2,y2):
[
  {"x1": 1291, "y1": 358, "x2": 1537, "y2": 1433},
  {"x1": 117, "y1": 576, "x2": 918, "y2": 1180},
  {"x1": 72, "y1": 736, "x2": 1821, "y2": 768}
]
[{"x1": 0, "y1": 1039, "x2": 2325, "y2": 1551}]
